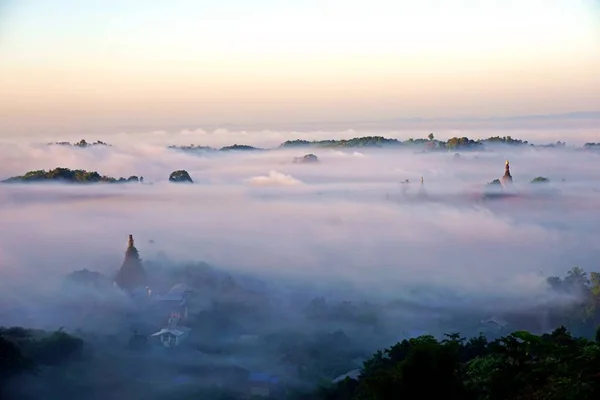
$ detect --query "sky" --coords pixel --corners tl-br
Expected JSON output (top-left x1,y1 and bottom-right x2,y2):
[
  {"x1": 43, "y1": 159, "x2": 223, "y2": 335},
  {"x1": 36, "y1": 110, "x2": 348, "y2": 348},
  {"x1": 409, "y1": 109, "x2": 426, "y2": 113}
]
[{"x1": 1, "y1": 0, "x2": 599, "y2": 135}]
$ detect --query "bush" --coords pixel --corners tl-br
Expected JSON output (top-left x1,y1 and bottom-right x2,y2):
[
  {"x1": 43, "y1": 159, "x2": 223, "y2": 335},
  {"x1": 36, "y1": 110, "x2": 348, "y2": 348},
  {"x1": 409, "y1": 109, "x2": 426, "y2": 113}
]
[{"x1": 169, "y1": 170, "x2": 194, "y2": 183}]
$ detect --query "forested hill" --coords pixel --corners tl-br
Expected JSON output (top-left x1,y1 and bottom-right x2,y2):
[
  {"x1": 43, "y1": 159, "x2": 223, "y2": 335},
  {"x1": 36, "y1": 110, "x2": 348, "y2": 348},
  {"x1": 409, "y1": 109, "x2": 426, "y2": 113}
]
[
  {"x1": 169, "y1": 135, "x2": 569, "y2": 153},
  {"x1": 43, "y1": 135, "x2": 582, "y2": 153},
  {"x1": 306, "y1": 326, "x2": 600, "y2": 400},
  {"x1": 167, "y1": 144, "x2": 264, "y2": 153},
  {"x1": 47, "y1": 139, "x2": 111, "y2": 148},
  {"x1": 2, "y1": 168, "x2": 141, "y2": 184},
  {"x1": 279, "y1": 135, "x2": 536, "y2": 150}
]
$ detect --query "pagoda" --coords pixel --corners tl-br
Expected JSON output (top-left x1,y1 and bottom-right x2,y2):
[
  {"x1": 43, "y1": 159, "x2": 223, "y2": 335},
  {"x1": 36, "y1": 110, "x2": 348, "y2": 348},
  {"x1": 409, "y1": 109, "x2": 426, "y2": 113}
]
[
  {"x1": 501, "y1": 160, "x2": 513, "y2": 187},
  {"x1": 114, "y1": 235, "x2": 147, "y2": 293}
]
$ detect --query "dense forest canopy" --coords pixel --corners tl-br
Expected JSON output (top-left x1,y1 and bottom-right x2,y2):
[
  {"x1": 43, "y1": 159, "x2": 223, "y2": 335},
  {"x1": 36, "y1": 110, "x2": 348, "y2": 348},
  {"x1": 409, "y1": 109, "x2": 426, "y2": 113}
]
[
  {"x1": 168, "y1": 134, "x2": 582, "y2": 153},
  {"x1": 308, "y1": 326, "x2": 600, "y2": 400},
  {"x1": 2, "y1": 168, "x2": 141, "y2": 184},
  {"x1": 47, "y1": 139, "x2": 111, "y2": 148},
  {"x1": 279, "y1": 135, "x2": 532, "y2": 150},
  {"x1": 3, "y1": 263, "x2": 600, "y2": 399},
  {"x1": 40, "y1": 135, "x2": 593, "y2": 154}
]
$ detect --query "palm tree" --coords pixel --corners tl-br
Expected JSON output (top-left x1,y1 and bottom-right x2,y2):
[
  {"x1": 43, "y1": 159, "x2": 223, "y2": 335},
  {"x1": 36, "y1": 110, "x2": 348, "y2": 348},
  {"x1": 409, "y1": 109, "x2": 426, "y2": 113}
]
[{"x1": 565, "y1": 266, "x2": 589, "y2": 286}]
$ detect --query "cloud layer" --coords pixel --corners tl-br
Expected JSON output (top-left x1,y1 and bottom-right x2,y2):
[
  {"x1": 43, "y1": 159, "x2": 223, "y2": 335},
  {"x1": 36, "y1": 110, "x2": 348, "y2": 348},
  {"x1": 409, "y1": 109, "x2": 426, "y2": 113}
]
[{"x1": 0, "y1": 134, "x2": 599, "y2": 329}]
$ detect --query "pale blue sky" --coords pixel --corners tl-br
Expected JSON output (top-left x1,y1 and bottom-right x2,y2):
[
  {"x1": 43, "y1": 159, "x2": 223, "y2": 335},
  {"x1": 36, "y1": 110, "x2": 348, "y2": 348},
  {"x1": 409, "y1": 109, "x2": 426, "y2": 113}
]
[{"x1": 1, "y1": 0, "x2": 599, "y2": 133}]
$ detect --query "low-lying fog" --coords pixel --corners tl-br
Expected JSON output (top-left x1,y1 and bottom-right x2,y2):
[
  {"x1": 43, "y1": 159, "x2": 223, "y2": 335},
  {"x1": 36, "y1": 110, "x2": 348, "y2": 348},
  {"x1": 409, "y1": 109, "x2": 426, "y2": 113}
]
[{"x1": 0, "y1": 130, "x2": 599, "y2": 398}]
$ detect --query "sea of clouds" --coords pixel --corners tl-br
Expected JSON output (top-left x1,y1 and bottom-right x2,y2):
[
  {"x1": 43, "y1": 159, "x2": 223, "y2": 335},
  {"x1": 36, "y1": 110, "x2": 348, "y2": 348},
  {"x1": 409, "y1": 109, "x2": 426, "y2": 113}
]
[{"x1": 0, "y1": 129, "x2": 599, "y2": 325}]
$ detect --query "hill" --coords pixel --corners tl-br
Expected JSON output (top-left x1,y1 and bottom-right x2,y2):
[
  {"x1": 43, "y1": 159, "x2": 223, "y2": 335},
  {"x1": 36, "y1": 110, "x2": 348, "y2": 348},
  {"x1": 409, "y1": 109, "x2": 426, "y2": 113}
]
[
  {"x1": 47, "y1": 139, "x2": 111, "y2": 148},
  {"x1": 169, "y1": 134, "x2": 547, "y2": 153},
  {"x1": 167, "y1": 144, "x2": 263, "y2": 153},
  {"x1": 2, "y1": 168, "x2": 141, "y2": 184}
]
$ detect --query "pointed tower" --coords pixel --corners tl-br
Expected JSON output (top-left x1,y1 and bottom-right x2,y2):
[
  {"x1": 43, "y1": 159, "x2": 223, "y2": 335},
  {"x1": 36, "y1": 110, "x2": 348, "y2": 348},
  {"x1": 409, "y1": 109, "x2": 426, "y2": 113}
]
[
  {"x1": 114, "y1": 234, "x2": 147, "y2": 293},
  {"x1": 501, "y1": 160, "x2": 513, "y2": 187}
]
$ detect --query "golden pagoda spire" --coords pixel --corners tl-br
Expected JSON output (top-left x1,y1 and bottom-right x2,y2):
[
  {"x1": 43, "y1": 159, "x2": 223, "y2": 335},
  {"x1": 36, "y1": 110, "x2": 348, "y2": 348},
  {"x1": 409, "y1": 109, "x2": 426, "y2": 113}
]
[{"x1": 502, "y1": 159, "x2": 513, "y2": 186}]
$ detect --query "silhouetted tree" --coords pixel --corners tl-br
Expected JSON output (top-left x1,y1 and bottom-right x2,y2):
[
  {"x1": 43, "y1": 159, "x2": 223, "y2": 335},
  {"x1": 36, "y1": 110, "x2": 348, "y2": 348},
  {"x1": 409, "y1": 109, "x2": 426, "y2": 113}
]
[{"x1": 169, "y1": 170, "x2": 194, "y2": 183}]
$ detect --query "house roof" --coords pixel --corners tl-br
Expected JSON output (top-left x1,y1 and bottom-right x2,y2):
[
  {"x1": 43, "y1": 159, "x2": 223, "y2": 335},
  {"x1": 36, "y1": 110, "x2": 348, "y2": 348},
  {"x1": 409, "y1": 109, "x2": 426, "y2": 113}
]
[
  {"x1": 151, "y1": 326, "x2": 191, "y2": 337},
  {"x1": 168, "y1": 283, "x2": 193, "y2": 296}
]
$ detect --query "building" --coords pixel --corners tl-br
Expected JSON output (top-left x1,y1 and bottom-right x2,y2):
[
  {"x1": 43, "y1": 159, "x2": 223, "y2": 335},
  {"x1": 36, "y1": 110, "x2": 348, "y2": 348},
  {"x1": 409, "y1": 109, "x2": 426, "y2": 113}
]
[
  {"x1": 151, "y1": 312, "x2": 191, "y2": 347},
  {"x1": 114, "y1": 235, "x2": 148, "y2": 293},
  {"x1": 159, "y1": 283, "x2": 194, "y2": 304},
  {"x1": 501, "y1": 160, "x2": 513, "y2": 187},
  {"x1": 152, "y1": 283, "x2": 195, "y2": 323}
]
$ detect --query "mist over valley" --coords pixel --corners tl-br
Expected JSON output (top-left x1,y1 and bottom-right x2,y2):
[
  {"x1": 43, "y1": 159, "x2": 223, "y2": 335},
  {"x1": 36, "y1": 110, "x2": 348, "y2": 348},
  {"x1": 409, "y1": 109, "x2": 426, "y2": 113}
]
[{"x1": 1, "y1": 131, "x2": 600, "y2": 399}]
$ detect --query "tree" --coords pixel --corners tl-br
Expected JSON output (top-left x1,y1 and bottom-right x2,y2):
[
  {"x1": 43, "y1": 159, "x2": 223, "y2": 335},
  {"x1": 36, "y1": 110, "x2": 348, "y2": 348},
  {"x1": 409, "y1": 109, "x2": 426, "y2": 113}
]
[
  {"x1": 2, "y1": 168, "x2": 135, "y2": 184},
  {"x1": 169, "y1": 170, "x2": 194, "y2": 183},
  {"x1": 531, "y1": 176, "x2": 550, "y2": 184},
  {"x1": 565, "y1": 266, "x2": 589, "y2": 286},
  {"x1": 428, "y1": 133, "x2": 434, "y2": 141},
  {"x1": 315, "y1": 326, "x2": 600, "y2": 400},
  {"x1": 0, "y1": 336, "x2": 30, "y2": 389}
]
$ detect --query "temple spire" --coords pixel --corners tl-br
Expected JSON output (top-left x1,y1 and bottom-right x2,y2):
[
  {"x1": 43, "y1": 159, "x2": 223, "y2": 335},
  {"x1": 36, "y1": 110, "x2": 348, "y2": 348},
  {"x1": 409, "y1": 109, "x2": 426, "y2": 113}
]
[
  {"x1": 114, "y1": 234, "x2": 147, "y2": 293},
  {"x1": 501, "y1": 160, "x2": 513, "y2": 186}
]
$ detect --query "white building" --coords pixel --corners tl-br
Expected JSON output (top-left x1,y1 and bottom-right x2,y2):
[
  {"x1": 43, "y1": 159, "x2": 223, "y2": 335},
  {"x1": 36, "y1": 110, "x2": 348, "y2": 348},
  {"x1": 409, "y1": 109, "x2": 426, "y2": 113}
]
[
  {"x1": 151, "y1": 312, "x2": 191, "y2": 347},
  {"x1": 151, "y1": 326, "x2": 191, "y2": 347}
]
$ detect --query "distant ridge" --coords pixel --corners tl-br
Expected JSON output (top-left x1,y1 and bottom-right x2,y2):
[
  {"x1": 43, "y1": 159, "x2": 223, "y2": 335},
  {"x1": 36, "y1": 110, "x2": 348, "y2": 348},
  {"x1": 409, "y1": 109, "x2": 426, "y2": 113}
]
[{"x1": 168, "y1": 134, "x2": 571, "y2": 152}]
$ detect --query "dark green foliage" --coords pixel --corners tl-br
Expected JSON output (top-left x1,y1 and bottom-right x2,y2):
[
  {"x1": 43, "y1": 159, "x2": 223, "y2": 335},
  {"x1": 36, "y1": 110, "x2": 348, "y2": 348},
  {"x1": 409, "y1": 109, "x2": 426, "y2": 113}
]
[
  {"x1": 446, "y1": 136, "x2": 483, "y2": 150},
  {"x1": 0, "y1": 327, "x2": 84, "y2": 396},
  {"x1": 0, "y1": 327, "x2": 83, "y2": 370},
  {"x1": 486, "y1": 179, "x2": 501, "y2": 186},
  {"x1": 279, "y1": 139, "x2": 311, "y2": 148},
  {"x1": 0, "y1": 336, "x2": 31, "y2": 389},
  {"x1": 316, "y1": 327, "x2": 600, "y2": 400},
  {"x1": 281, "y1": 136, "x2": 403, "y2": 149},
  {"x1": 481, "y1": 135, "x2": 528, "y2": 146},
  {"x1": 531, "y1": 176, "x2": 550, "y2": 183},
  {"x1": 169, "y1": 170, "x2": 194, "y2": 183},
  {"x1": 280, "y1": 135, "x2": 531, "y2": 150},
  {"x1": 2, "y1": 167, "x2": 137, "y2": 184},
  {"x1": 219, "y1": 144, "x2": 262, "y2": 151},
  {"x1": 48, "y1": 139, "x2": 110, "y2": 147},
  {"x1": 25, "y1": 330, "x2": 84, "y2": 366},
  {"x1": 168, "y1": 134, "x2": 585, "y2": 153}
]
